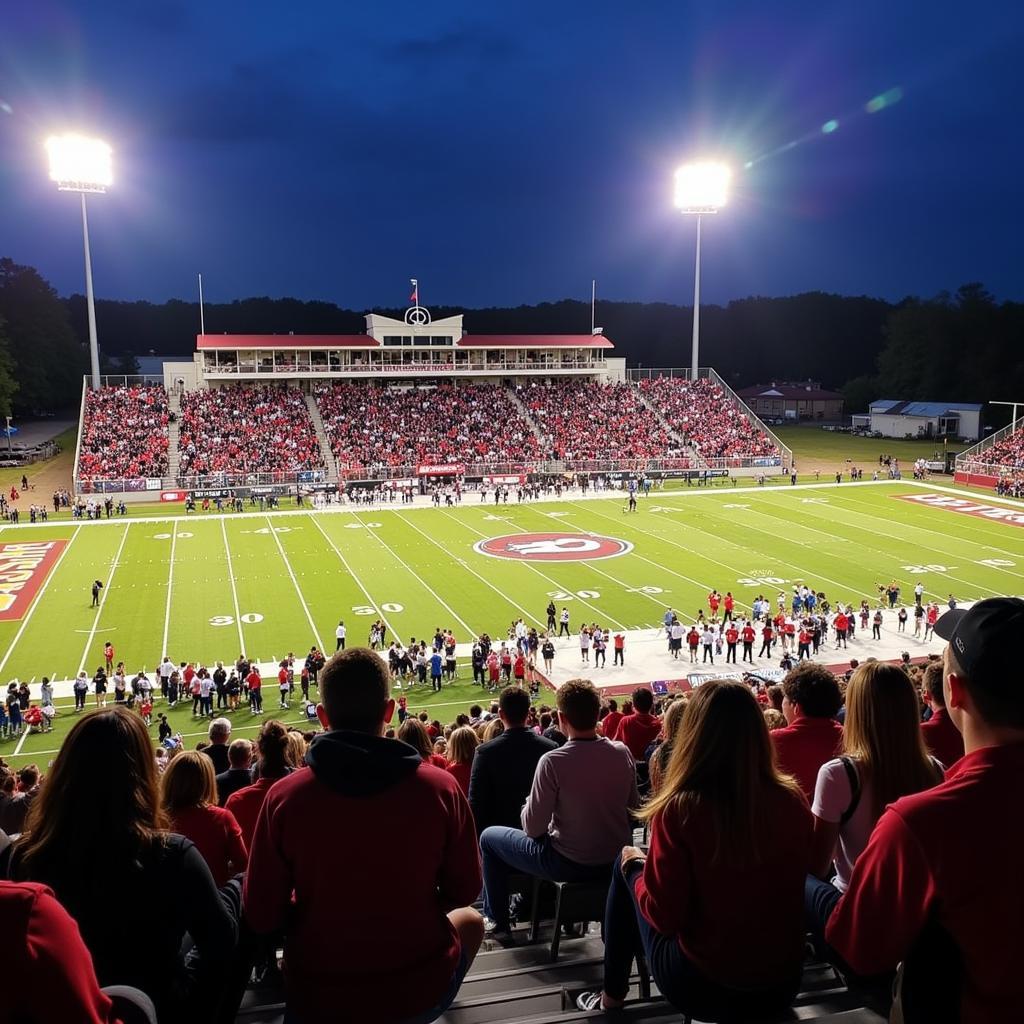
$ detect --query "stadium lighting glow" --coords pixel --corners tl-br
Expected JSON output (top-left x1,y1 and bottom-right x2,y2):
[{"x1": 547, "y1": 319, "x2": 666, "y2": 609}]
[
  {"x1": 46, "y1": 133, "x2": 113, "y2": 389},
  {"x1": 674, "y1": 161, "x2": 730, "y2": 377},
  {"x1": 46, "y1": 133, "x2": 113, "y2": 192},
  {"x1": 674, "y1": 160, "x2": 731, "y2": 212}
]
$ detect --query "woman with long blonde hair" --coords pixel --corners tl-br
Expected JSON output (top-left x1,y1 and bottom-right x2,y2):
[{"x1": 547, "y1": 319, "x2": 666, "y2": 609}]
[
  {"x1": 445, "y1": 725, "x2": 479, "y2": 795},
  {"x1": 805, "y1": 662, "x2": 943, "y2": 949},
  {"x1": 578, "y1": 680, "x2": 811, "y2": 1018}
]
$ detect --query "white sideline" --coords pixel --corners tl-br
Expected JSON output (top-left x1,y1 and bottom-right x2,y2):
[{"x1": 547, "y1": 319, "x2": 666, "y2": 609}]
[
  {"x1": 161, "y1": 522, "x2": 178, "y2": 658},
  {"x1": 221, "y1": 518, "x2": 245, "y2": 652},
  {"x1": 264, "y1": 515, "x2": 324, "y2": 651}
]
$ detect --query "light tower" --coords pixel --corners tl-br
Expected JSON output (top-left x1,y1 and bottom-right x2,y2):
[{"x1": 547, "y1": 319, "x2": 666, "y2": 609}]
[{"x1": 46, "y1": 133, "x2": 113, "y2": 390}]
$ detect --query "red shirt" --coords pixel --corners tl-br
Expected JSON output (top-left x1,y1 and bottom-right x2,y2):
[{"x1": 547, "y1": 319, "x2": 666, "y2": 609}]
[
  {"x1": 278, "y1": 668, "x2": 288, "y2": 687},
  {"x1": 246, "y1": 670, "x2": 261, "y2": 691},
  {"x1": 244, "y1": 753, "x2": 481, "y2": 1023},
  {"x1": 613, "y1": 712, "x2": 662, "y2": 760},
  {"x1": 835, "y1": 614, "x2": 848, "y2": 631},
  {"x1": 725, "y1": 628, "x2": 739, "y2": 644},
  {"x1": 741, "y1": 626, "x2": 755, "y2": 643},
  {"x1": 771, "y1": 715, "x2": 843, "y2": 799},
  {"x1": 171, "y1": 804, "x2": 249, "y2": 887},
  {"x1": 446, "y1": 760, "x2": 472, "y2": 795},
  {"x1": 827, "y1": 743, "x2": 1024, "y2": 1021},
  {"x1": 724, "y1": 595, "x2": 734, "y2": 611},
  {"x1": 226, "y1": 776, "x2": 279, "y2": 848},
  {"x1": 601, "y1": 710, "x2": 624, "y2": 738},
  {"x1": 798, "y1": 630, "x2": 812, "y2": 645},
  {"x1": 0, "y1": 881, "x2": 121, "y2": 1024},
  {"x1": 920, "y1": 707, "x2": 965, "y2": 769},
  {"x1": 687, "y1": 630, "x2": 700, "y2": 648},
  {"x1": 762, "y1": 626, "x2": 773, "y2": 639},
  {"x1": 634, "y1": 784, "x2": 812, "y2": 989},
  {"x1": 613, "y1": 634, "x2": 625, "y2": 650},
  {"x1": 183, "y1": 665, "x2": 196, "y2": 687}
]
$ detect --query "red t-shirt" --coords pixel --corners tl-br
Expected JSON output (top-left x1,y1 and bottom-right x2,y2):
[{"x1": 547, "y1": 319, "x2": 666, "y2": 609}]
[
  {"x1": 446, "y1": 760, "x2": 472, "y2": 796},
  {"x1": 601, "y1": 710, "x2": 624, "y2": 738},
  {"x1": 226, "y1": 776, "x2": 278, "y2": 848},
  {"x1": 741, "y1": 626, "x2": 755, "y2": 643},
  {"x1": 687, "y1": 630, "x2": 700, "y2": 648},
  {"x1": 920, "y1": 707, "x2": 965, "y2": 769},
  {"x1": 724, "y1": 595, "x2": 734, "y2": 611},
  {"x1": 613, "y1": 712, "x2": 662, "y2": 760},
  {"x1": 613, "y1": 634, "x2": 625, "y2": 650},
  {"x1": 0, "y1": 881, "x2": 121, "y2": 1024},
  {"x1": 634, "y1": 784, "x2": 812, "y2": 989},
  {"x1": 771, "y1": 715, "x2": 843, "y2": 799},
  {"x1": 827, "y1": 743, "x2": 1024, "y2": 1020},
  {"x1": 762, "y1": 626, "x2": 774, "y2": 639},
  {"x1": 725, "y1": 628, "x2": 739, "y2": 644},
  {"x1": 835, "y1": 614, "x2": 848, "y2": 631},
  {"x1": 246, "y1": 670, "x2": 261, "y2": 691},
  {"x1": 798, "y1": 630, "x2": 811, "y2": 645},
  {"x1": 171, "y1": 804, "x2": 249, "y2": 887},
  {"x1": 183, "y1": 665, "x2": 196, "y2": 687}
]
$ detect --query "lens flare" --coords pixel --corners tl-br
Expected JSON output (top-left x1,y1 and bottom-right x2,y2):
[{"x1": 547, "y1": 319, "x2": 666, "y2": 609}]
[{"x1": 865, "y1": 87, "x2": 903, "y2": 114}]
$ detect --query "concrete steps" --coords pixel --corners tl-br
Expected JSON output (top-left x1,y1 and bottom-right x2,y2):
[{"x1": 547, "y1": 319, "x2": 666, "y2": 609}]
[
  {"x1": 167, "y1": 386, "x2": 181, "y2": 481},
  {"x1": 304, "y1": 392, "x2": 339, "y2": 484},
  {"x1": 506, "y1": 385, "x2": 549, "y2": 448},
  {"x1": 634, "y1": 387, "x2": 706, "y2": 468}
]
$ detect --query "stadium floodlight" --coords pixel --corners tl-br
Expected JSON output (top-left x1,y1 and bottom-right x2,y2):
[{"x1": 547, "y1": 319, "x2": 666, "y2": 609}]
[
  {"x1": 674, "y1": 161, "x2": 731, "y2": 378},
  {"x1": 46, "y1": 133, "x2": 113, "y2": 390}
]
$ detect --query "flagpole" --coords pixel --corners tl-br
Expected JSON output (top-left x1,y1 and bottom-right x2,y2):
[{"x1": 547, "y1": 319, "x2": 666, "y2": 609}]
[
  {"x1": 198, "y1": 272, "x2": 206, "y2": 335},
  {"x1": 591, "y1": 279, "x2": 596, "y2": 334}
]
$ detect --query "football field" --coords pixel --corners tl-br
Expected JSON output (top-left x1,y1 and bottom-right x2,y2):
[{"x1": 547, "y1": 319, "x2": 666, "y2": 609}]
[{"x1": 2, "y1": 479, "x2": 1023, "y2": 764}]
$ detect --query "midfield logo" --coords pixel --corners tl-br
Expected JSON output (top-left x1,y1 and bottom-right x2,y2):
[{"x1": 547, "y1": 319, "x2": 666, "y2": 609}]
[{"x1": 473, "y1": 532, "x2": 633, "y2": 562}]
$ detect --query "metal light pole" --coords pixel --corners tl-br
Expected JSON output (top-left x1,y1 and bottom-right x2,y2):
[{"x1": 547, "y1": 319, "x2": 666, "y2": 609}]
[
  {"x1": 674, "y1": 161, "x2": 731, "y2": 379},
  {"x1": 46, "y1": 134, "x2": 113, "y2": 390}
]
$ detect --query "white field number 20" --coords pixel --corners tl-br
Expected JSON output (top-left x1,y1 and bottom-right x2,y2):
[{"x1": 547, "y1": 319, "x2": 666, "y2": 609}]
[
  {"x1": 352, "y1": 603, "x2": 404, "y2": 615},
  {"x1": 210, "y1": 613, "x2": 264, "y2": 626},
  {"x1": 547, "y1": 590, "x2": 600, "y2": 601},
  {"x1": 900, "y1": 564, "x2": 949, "y2": 574}
]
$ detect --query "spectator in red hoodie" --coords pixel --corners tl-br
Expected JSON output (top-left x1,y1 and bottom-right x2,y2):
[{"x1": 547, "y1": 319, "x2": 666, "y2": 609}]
[
  {"x1": 243, "y1": 648, "x2": 483, "y2": 1024},
  {"x1": 919, "y1": 660, "x2": 965, "y2": 769},
  {"x1": 577, "y1": 680, "x2": 811, "y2": 1017},
  {"x1": 771, "y1": 663, "x2": 843, "y2": 799},
  {"x1": 600, "y1": 698, "x2": 624, "y2": 739},
  {"x1": 161, "y1": 750, "x2": 248, "y2": 887},
  {"x1": 827, "y1": 597, "x2": 1024, "y2": 1021},
  {"x1": 225, "y1": 720, "x2": 292, "y2": 848},
  {"x1": 0, "y1": 879, "x2": 157, "y2": 1024},
  {"x1": 611, "y1": 687, "x2": 662, "y2": 760}
]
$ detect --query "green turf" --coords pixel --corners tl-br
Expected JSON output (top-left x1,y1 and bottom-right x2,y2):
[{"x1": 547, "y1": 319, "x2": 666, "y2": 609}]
[
  {"x1": 773, "y1": 425, "x2": 968, "y2": 467},
  {"x1": 1, "y1": 479, "x2": 1022, "y2": 765}
]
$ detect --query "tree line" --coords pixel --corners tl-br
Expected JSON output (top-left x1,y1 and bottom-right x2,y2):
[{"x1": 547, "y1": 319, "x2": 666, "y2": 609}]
[{"x1": 0, "y1": 256, "x2": 1019, "y2": 424}]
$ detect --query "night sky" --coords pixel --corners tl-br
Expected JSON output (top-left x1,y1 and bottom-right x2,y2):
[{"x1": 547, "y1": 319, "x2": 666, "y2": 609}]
[{"x1": 1, "y1": 1, "x2": 1021, "y2": 310}]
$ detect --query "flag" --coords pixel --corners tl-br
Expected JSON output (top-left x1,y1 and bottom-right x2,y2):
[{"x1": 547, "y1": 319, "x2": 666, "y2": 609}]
[{"x1": 409, "y1": 278, "x2": 418, "y2": 304}]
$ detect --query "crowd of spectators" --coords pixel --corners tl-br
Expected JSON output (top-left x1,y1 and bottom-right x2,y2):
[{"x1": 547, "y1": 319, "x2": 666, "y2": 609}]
[
  {"x1": 313, "y1": 381, "x2": 542, "y2": 468},
  {"x1": 78, "y1": 384, "x2": 169, "y2": 479},
  {"x1": 517, "y1": 379, "x2": 680, "y2": 461},
  {"x1": 638, "y1": 376, "x2": 780, "y2": 459},
  {"x1": 178, "y1": 385, "x2": 323, "y2": 477},
  {"x1": 961, "y1": 425, "x2": 1024, "y2": 474},
  {"x1": 0, "y1": 598, "x2": 1019, "y2": 1023}
]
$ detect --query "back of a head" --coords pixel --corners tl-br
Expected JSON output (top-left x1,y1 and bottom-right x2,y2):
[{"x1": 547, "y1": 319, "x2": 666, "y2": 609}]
[
  {"x1": 632, "y1": 687, "x2": 654, "y2": 714},
  {"x1": 285, "y1": 730, "x2": 308, "y2": 769},
  {"x1": 557, "y1": 679, "x2": 601, "y2": 732},
  {"x1": 641, "y1": 680, "x2": 795, "y2": 859},
  {"x1": 161, "y1": 749, "x2": 217, "y2": 813},
  {"x1": 15, "y1": 707, "x2": 166, "y2": 877},
  {"x1": 661, "y1": 698, "x2": 687, "y2": 743},
  {"x1": 208, "y1": 717, "x2": 231, "y2": 743},
  {"x1": 448, "y1": 725, "x2": 479, "y2": 765},
  {"x1": 256, "y1": 720, "x2": 291, "y2": 779},
  {"x1": 844, "y1": 662, "x2": 937, "y2": 814},
  {"x1": 397, "y1": 717, "x2": 432, "y2": 758},
  {"x1": 781, "y1": 662, "x2": 842, "y2": 719},
  {"x1": 924, "y1": 661, "x2": 945, "y2": 708},
  {"x1": 498, "y1": 685, "x2": 530, "y2": 727},
  {"x1": 321, "y1": 648, "x2": 391, "y2": 734},
  {"x1": 227, "y1": 738, "x2": 253, "y2": 768}
]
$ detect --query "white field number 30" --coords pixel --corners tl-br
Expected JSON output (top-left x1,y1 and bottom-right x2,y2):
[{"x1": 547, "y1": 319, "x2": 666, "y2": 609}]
[{"x1": 210, "y1": 613, "x2": 264, "y2": 626}]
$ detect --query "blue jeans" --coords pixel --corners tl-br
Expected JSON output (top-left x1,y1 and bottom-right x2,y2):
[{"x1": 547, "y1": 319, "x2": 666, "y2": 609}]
[
  {"x1": 603, "y1": 859, "x2": 799, "y2": 1020},
  {"x1": 480, "y1": 827, "x2": 610, "y2": 928},
  {"x1": 804, "y1": 874, "x2": 843, "y2": 966}
]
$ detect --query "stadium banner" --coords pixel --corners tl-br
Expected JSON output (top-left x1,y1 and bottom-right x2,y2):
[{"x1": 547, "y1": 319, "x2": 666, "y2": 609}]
[
  {"x1": 484, "y1": 474, "x2": 526, "y2": 485},
  {"x1": 160, "y1": 490, "x2": 188, "y2": 502},
  {"x1": 145, "y1": 478, "x2": 163, "y2": 490},
  {"x1": 895, "y1": 492, "x2": 1024, "y2": 527},
  {"x1": 416, "y1": 463, "x2": 465, "y2": 476},
  {"x1": 0, "y1": 540, "x2": 68, "y2": 620},
  {"x1": 191, "y1": 488, "x2": 233, "y2": 499}
]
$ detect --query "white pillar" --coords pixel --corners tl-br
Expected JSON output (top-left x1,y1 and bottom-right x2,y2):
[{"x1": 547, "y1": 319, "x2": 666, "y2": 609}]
[{"x1": 81, "y1": 192, "x2": 101, "y2": 389}]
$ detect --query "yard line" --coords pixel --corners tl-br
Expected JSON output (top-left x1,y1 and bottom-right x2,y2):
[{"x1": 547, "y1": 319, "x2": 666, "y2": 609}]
[
  {"x1": 440, "y1": 509, "x2": 628, "y2": 630},
  {"x1": 394, "y1": 511, "x2": 547, "y2": 630},
  {"x1": 78, "y1": 523, "x2": 132, "y2": 674},
  {"x1": 161, "y1": 522, "x2": 178, "y2": 658},
  {"x1": 307, "y1": 515, "x2": 400, "y2": 639},
  {"x1": 0, "y1": 527, "x2": 82, "y2": 679},
  {"x1": 351, "y1": 511, "x2": 476, "y2": 636},
  {"x1": 221, "y1": 518, "x2": 245, "y2": 653},
  {"x1": 265, "y1": 516, "x2": 324, "y2": 651}
]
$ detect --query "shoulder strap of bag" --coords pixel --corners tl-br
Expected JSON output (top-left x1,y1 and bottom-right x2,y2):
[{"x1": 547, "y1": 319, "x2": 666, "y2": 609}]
[{"x1": 840, "y1": 755, "x2": 862, "y2": 825}]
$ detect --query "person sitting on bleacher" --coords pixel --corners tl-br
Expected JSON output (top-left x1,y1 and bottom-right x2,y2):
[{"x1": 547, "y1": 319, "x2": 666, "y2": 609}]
[
  {"x1": 826, "y1": 598, "x2": 1024, "y2": 1021},
  {"x1": 0, "y1": 707, "x2": 242, "y2": 1024},
  {"x1": 0, "y1": 877, "x2": 157, "y2": 1024},
  {"x1": 468, "y1": 685, "x2": 556, "y2": 834},
  {"x1": 243, "y1": 648, "x2": 483, "y2": 1024},
  {"x1": 608, "y1": 686, "x2": 661, "y2": 760},
  {"x1": 479, "y1": 678, "x2": 638, "y2": 938},
  {"x1": 578, "y1": 679, "x2": 811, "y2": 1017}
]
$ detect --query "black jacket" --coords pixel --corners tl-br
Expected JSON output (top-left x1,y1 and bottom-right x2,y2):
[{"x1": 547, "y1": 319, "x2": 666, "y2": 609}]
[
  {"x1": 468, "y1": 726, "x2": 556, "y2": 834},
  {"x1": 216, "y1": 767, "x2": 254, "y2": 806}
]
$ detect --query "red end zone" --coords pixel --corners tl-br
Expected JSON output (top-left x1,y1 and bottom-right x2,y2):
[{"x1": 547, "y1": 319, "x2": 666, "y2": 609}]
[
  {"x1": 894, "y1": 492, "x2": 1024, "y2": 527},
  {"x1": 0, "y1": 540, "x2": 68, "y2": 620}
]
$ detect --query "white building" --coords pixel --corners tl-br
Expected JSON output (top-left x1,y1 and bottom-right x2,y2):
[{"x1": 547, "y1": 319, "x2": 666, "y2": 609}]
[{"x1": 868, "y1": 400, "x2": 983, "y2": 441}]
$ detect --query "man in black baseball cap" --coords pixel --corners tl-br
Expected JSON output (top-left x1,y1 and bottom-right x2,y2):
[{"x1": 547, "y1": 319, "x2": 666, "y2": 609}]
[{"x1": 825, "y1": 597, "x2": 1024, "y2": 1020}]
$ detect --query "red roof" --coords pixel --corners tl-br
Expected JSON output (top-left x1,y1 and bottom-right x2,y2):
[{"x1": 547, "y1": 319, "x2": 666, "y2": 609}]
[
  {"x1": 197, "y1": 335, "x2": 376, "y2": 349},
  {"x1": 457, "y1": 335, "x2": 614, "y2": 349},
  {"x1": 738, "y1": 384, "x2": 843, "y2": 401}
]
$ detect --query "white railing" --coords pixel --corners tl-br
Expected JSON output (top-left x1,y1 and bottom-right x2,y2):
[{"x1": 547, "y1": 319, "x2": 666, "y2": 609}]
[
  {"x1": 954, "y1": 416, "x2": 1023, "y2": 476},
  {"x1": 72, "y1": 378, "x2": 87, "y2": 487}
]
